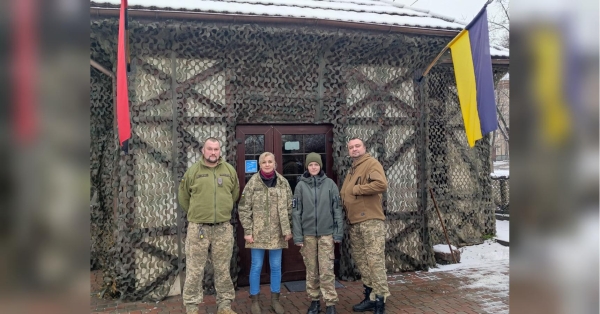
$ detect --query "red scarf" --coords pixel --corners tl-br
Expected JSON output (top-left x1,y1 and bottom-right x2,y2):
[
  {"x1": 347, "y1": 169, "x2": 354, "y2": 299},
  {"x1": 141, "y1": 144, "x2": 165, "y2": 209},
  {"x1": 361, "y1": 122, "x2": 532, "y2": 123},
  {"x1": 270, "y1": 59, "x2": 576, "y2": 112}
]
[{"x1": 260, "y1": 169, "x2": 275, "y2": 179}]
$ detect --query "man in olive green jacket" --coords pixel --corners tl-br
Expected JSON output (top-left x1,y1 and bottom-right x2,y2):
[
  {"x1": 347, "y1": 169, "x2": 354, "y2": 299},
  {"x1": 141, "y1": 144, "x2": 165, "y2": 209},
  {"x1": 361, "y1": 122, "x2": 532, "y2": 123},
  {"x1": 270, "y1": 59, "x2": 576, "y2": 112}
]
[{"x1": 178, "y1": 138, "x2": 239, "y2": 314}]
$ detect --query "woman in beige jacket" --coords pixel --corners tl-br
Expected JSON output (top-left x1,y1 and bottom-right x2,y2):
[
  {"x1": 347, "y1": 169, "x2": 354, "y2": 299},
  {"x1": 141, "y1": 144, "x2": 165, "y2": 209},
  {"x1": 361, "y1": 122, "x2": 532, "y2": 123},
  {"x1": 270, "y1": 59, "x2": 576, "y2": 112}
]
[{"x1": 238, "y1": 152, "x2": 293, "y2": 314}]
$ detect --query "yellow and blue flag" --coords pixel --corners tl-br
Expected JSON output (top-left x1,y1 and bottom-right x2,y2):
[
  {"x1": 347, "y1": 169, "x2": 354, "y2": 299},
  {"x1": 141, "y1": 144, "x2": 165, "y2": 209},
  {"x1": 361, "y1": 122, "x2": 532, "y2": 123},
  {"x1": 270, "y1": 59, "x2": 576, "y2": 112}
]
[
  {"x1": 447, "y1": 4, "x2": 498, "y2": 147},
  {"x1": 531, "y1": 26, "x2": 572, "y2": 146}
]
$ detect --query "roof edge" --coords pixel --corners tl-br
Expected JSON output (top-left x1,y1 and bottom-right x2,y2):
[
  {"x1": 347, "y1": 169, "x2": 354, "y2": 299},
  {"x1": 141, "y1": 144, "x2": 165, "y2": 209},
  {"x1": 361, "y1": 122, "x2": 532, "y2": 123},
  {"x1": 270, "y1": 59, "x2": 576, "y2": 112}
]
[
  {"x1": 90, "y1": 6, "x2": 460, "y2": 37},
  {"x1": 90, "y1": 6, "x2": 509, "y2": 61}
]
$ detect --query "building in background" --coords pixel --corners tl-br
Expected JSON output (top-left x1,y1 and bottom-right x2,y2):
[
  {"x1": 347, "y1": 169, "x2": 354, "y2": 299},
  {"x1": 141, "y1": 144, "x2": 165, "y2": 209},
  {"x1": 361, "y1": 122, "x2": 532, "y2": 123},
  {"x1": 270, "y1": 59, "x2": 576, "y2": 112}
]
[{"x1": 493, "y1": 75, "x2": 510, "y2": 161}]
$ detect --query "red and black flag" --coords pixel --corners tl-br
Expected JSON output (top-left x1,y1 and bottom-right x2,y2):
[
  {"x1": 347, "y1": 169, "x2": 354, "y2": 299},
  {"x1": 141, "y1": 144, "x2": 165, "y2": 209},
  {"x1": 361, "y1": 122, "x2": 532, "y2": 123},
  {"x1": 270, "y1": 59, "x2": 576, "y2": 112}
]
[{"x1": 117, "y1": 0, "x2": 131, "y2": 152}]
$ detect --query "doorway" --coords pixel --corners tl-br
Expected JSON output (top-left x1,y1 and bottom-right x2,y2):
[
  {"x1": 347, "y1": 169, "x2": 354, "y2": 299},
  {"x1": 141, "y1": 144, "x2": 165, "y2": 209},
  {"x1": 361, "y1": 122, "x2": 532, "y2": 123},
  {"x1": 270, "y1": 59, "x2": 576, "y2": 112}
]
[{"x1": 234, "y1": 125, "x2": 337, "y2": 286}]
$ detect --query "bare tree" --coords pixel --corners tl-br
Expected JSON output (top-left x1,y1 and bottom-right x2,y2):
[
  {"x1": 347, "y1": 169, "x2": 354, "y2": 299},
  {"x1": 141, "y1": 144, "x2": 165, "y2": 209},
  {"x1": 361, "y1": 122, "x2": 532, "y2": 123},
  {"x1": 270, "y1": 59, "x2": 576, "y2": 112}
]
[{"x1": 489, "y1": 0, "x2": 509, "y2": 48}]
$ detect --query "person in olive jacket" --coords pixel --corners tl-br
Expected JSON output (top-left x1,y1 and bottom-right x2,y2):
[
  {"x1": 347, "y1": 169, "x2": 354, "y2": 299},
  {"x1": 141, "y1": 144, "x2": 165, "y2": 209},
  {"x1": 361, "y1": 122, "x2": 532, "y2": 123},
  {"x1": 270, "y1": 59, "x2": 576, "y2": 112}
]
[
  {"x1": 238, "y1": 152, "x2": 293, "y2": 314},
  {"x1": 178, "y1": 138, "x2": 240, "y2": 314},
  {"x1": 292, "y1": 153, "x2": 343, "y2": 314}
]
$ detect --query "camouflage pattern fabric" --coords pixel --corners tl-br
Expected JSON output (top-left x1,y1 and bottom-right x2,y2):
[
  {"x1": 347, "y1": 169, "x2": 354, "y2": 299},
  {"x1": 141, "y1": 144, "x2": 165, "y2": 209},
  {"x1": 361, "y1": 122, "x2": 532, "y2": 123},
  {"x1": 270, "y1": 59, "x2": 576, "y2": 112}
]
[
  {"x1": 238, "y1": 172, "x2": 292, "y2": 249},
  {"x1": 300, "y1": 235, "x2": 338, "y2": 306},
  {"x1": 183, "y1": 222, "x2": 235, "y2": 310},
  {"x1": 349, "y1": 219, "x2": 390, "y2": 301}
]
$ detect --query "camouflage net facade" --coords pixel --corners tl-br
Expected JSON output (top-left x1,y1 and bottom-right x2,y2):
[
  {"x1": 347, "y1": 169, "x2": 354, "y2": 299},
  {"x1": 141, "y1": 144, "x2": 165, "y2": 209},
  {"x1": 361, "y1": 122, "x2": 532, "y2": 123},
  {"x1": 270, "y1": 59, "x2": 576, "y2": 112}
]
[
  {"x1": 91, "y1": 63, "x2": 117, "y2": 272},
  {"x1": 492, "y1": 177, "x2": 510, "y2": 214},
  {"x1": 90, "y1": 18, "x2": 509, "y2": 300}
]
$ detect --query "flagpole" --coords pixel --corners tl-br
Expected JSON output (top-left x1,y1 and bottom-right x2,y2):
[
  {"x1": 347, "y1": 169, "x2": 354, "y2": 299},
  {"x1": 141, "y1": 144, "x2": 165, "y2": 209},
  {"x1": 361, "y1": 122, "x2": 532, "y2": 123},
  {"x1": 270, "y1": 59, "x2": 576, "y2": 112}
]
[
  {"x1": 419, "y1": 45, "x2": 450, "y2": 80},
  {"x1": 418, "y1": 0, "x2": 493, "y2": 81}
]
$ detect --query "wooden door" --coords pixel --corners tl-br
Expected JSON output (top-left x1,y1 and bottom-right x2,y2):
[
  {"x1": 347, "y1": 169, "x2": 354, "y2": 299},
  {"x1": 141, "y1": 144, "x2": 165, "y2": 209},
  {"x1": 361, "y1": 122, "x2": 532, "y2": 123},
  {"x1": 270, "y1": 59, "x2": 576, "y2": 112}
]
[{"x1": 235, "y1": 125, "x2": 337, "y2": 287}]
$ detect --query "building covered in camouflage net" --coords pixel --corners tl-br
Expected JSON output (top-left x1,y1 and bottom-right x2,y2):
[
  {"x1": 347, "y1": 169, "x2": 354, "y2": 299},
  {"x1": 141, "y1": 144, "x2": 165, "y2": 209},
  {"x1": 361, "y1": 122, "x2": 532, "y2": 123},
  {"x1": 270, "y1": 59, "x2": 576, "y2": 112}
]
[{"x1": 90, "y1": 0, "x2": 509, "y2": 301}]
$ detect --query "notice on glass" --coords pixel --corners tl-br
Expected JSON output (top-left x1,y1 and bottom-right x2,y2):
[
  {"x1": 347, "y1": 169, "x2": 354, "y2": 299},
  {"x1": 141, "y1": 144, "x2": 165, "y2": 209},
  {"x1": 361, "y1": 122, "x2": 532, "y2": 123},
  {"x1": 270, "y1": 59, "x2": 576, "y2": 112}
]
[{"x1": 245, "y1": 160, "x2": 258, "y2": 173}]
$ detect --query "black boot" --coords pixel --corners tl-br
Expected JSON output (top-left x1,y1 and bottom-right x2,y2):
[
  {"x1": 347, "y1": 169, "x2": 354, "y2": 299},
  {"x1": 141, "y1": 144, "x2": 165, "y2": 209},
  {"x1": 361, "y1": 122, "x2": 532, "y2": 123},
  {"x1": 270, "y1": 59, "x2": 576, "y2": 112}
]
[
  {"x1": 352, "y1": 285, "x2": 375, "y2": 312},
  {"x1": 325, "y1": 305, "x2": 337, "y2": 314},
  {"x1": 307, "y1": 300, "x2": 321, "y2": 314},
  {"x1": 373, "y1": 295, "x2": 385, "y2": 314}
]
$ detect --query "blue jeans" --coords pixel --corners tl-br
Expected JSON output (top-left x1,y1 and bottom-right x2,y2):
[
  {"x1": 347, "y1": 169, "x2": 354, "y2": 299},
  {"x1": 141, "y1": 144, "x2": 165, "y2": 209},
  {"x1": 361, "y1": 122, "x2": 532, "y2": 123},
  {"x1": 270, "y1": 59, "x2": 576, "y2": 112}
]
[{"x1": 249, "y1": 249, "x2": 282, "y2": 295}]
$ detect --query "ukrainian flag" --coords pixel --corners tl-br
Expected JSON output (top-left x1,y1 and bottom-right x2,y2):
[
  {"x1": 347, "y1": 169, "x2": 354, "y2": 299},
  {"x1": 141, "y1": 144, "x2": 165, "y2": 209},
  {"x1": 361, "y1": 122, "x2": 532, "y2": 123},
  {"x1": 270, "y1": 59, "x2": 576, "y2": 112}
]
[{"x1": 447, "y1": 5, "x2": 498, "y2": 147}]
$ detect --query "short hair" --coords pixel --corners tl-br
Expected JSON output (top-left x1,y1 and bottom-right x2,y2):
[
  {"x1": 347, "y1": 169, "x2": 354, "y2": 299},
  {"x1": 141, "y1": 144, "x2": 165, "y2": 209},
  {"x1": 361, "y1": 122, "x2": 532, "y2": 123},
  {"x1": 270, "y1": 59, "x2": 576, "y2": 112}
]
[
  {"x1": 258, "y1": 152, "x2": 276, "y2": 166},
  {"x1": 203, "y1": 137, "x2": 221, "y2": 147},
  {"x1": 347, "y1": 137, "x2": 365, "y2": 147}
]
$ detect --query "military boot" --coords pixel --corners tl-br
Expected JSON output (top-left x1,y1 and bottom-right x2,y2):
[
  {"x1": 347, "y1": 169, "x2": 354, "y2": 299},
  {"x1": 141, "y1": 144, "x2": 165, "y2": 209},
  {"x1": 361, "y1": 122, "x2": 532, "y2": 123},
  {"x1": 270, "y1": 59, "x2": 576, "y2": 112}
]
[
  {"x1": 307, "y1": 300, "x2": 320, "y2": 314},
  {"x1": 250, "y1": 294, "x2": 261, "y2": 314},
  {"x1": 373, "y1": 295, "x2": 385, "y2": 314},
  {"x1": 216, "y1": 308, "x2": 237, "y2": 314},
  {"x1": 271, "y1": 292, "x2": 285, "y2": 314},
  {"x1": 325, "y1": 305, "x2": 337, "y2": 314},
  {"x1": 352, "y1": 285, "x2": 375, "y2": 312}
]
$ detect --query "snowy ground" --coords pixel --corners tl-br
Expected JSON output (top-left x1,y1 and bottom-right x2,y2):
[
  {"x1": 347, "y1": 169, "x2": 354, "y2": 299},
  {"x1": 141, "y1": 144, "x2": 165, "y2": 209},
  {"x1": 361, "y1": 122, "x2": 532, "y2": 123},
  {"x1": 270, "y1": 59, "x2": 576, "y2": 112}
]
[
  {"x1": 492, "y1": 160, "x2": 510, "y2": 178},
  {"x1": 427, "y1": 161, "x2": 510, "y2": 274},
  {"x1": 495, "y1": 220, "x2": 509, "y2": 242},
  {"x1": 420, "y1": 162, "x2": 510, "y2": 313},
  {"x1": 430, "y1": 220, "x2": 509, "y2": 273},
  {"x1": 429, "y1": 219, "x2": 510, "y2": 313}
]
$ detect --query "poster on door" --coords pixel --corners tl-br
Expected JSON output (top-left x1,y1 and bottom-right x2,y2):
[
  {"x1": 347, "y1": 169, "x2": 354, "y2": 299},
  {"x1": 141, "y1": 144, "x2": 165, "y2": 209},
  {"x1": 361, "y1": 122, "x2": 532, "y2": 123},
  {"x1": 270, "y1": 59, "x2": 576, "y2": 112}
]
[{"x1": 245, "y1": 160, "x2": 258, "y2": 173}]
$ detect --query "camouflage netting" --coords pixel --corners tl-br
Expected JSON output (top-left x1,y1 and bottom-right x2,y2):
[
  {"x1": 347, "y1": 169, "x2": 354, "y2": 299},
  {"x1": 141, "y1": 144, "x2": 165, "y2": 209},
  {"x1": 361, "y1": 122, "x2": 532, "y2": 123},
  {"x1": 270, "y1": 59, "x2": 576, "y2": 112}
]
[
  {"x1": 90, "y1": 18, "x2": 509, "y2": 300},
  {"x1": 423, "y1": 67, "x2": 508, "y2": 248},
  {"x1": 492, "y1": 177, "x2": 510, "y2": 214},
  {"x1": 91, "y1": 58, "x2": 116, "y2": 272}
]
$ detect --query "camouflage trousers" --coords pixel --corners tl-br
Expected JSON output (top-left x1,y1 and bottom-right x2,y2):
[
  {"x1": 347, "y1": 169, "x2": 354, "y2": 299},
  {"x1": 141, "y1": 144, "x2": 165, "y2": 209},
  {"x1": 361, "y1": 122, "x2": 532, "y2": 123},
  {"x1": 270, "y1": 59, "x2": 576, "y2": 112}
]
[
  {"x1": 349, "y1": 219, "x2": 390, "y2": 301},
  {"x1": 183, "y1": 222, "x2": 235, "y2": 310},
  {"x1": 300, "y1": 235, "x2": 338, "y2": 306}
]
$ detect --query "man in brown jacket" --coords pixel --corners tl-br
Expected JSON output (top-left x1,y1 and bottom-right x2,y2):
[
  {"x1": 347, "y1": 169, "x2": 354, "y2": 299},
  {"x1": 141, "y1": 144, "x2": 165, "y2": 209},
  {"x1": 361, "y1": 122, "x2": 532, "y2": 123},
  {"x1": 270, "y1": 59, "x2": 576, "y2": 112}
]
[{"x1": 340, "y1": 137, "x2": 389, "y2": 314}]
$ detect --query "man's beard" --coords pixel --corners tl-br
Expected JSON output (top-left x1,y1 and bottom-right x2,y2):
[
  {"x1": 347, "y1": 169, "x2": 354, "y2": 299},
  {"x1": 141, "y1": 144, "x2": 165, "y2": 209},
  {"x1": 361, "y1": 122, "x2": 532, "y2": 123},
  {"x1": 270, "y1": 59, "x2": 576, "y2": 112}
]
[{"x1": 206, "y1": 156, "x2": 218, "y2": 163}]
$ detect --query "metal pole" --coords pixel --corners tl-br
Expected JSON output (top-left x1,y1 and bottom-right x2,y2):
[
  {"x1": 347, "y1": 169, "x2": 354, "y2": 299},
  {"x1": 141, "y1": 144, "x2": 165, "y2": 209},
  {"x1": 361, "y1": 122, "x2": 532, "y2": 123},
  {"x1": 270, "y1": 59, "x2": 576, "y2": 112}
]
[{"x1": 428, "y1": 187, "x2": 457, "y2": 263}]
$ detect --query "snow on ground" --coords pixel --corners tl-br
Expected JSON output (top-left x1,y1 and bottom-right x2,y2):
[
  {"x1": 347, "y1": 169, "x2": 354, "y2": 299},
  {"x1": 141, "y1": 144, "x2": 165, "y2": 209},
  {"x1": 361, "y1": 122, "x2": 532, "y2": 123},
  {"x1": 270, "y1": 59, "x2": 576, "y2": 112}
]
[
  {"x1": 456, "y1": 263, "x2": 510, "y2": 314},
  {"x1": 429, "y1": 220, "x2": 509, "y2": 273},
  {"x1": 491, "y1": 169, "x2": 509, "y2": 178},
  {"x1": 492, "y1": 160, "x2": 510, "y2": 178},
  {"x1": 429, "y1": 239, "x2": 509, "y2": 272},
  {"x1": 429, "y1": 220, "x2": 510, "y2": 313},
  {"x1": 493, "y1": 160, "x2": 509, "y2": 169},
  {"x1": 495, "y1": 220, "x2": 509, "y2": 242},
  {"x1": 433, "y1": 244, "x2": 457, "y2": 253}
]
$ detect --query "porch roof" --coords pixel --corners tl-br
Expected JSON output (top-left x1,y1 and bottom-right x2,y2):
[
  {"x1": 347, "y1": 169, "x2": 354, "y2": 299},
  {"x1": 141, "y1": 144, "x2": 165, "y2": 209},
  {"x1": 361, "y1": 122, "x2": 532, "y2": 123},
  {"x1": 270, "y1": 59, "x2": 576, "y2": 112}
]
[
  {"x1": 90, "y1": 0, "x2": 509, "y2": 58},
  {"x1": 91, "y1": 0, "x2": 465, "y2": 29}
]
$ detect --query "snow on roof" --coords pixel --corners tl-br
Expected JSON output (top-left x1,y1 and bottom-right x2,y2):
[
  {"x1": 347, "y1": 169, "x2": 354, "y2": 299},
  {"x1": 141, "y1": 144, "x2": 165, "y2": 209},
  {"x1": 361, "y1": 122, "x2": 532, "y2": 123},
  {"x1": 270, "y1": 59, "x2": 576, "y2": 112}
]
[
  {"x1": 90, "y1": 0, "x2": 509, "y2": 58},
  {"x1": 90, "y1": 0, "x2": 466, "y2": 30},
  {"x1": 490, "y1": 45, "x2": 510, "y2": 58}
]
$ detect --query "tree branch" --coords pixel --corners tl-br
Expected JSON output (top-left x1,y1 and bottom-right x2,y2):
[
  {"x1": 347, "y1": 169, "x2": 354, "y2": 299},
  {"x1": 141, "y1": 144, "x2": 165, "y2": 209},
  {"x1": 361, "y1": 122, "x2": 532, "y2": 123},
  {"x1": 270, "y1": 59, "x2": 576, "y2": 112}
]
[
  {"x1": 490, "y1": 21, "x2": 510, "y2": 33},
  {"x1": 497, "y1": 0, "x2": 510, "y2": 21}
]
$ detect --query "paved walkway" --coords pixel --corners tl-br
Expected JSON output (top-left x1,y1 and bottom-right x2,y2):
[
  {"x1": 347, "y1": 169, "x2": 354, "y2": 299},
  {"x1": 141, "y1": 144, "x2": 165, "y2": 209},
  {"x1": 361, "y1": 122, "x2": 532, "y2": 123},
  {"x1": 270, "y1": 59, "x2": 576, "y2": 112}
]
[{"x1": 91, "y1": 262, "x2": 509, "y2": 314}]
